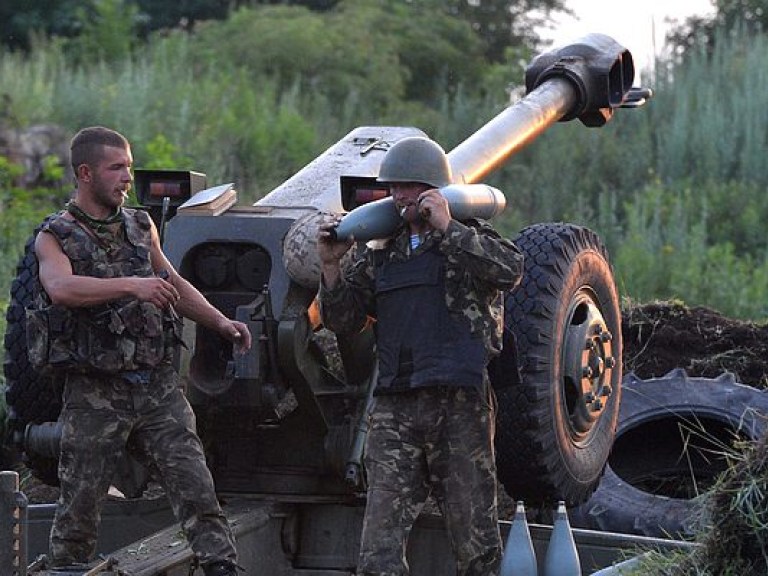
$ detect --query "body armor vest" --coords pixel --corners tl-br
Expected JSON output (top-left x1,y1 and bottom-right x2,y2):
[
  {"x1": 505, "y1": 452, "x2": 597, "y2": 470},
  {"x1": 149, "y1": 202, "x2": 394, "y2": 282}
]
[
  {"x1": 374, "y1": 244, "x2": 486, "y2": 392},
  {"x1": 26, "y1": 208, "x2": 181, "y2": 374}
]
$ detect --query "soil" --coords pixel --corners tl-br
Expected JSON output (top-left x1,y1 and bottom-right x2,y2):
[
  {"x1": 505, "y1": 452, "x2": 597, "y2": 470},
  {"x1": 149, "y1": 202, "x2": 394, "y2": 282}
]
[
  {"x1": 18, "y1": 300, "x2": 768, "y2": 505},
  {"x1": 621, "y1": 300, "x2": 768, "y2": 389}
]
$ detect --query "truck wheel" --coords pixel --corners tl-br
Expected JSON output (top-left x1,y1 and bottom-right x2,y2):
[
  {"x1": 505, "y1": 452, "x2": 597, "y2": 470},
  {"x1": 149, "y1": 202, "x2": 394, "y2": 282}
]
[
  {"x1": 569, "y1": 369, "x2": 768, "y2": 537},
  {"x1": 492, "y1": 223, "x2": 622, "y2": 506},
  {"x1": 3, "y1": 219, "x2": 63, "y2": 484}
]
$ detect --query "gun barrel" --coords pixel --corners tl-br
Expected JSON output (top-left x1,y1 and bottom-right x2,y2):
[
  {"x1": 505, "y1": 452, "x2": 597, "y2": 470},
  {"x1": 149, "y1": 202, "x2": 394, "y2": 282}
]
[{"x1": 448, "y1": 77, "x2": 576, "y2": 184}]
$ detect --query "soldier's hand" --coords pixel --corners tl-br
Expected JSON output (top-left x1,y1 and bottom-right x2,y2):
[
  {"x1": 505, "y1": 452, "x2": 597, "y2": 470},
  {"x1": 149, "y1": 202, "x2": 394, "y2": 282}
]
[
  {"x1": 132, "y1": 277, "x2": 180, "y2": 308},
  {"x1": 317, "y1": 216, "x2": 353, "y2": 290},
  {"x1": 220, "y1": 319, "x2": 251, "y2": 354},
  {"x1": 317, "y1": 217, "x2": 354, "y2": 265},
  {"x1": 418, "y1": 189, "x2": 451, "y2": 232}
]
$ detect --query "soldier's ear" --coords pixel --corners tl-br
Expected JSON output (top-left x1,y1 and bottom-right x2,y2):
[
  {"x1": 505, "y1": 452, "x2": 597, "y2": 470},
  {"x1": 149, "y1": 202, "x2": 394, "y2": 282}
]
[{"x1": 76, "y1": 163, "x2": 91, "y2": 183}]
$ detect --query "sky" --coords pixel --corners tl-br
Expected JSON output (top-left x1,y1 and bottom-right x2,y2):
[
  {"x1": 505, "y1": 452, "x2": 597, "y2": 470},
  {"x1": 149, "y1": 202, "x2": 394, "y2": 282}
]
[{"x1": 542, "y1": 0, "x2": 716, "y2": 77}]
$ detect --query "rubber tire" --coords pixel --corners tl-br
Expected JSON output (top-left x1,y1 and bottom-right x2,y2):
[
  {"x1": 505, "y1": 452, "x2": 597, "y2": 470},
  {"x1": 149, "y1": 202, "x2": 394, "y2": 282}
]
[
  {"x1": 569, "y1": 369, "x2": 768, "y2": 538},
  {"x1": 492, "y1": 223, "x2": 622, "y2": 506},
  {"x1": 3, "y1": 217, "x2": 62, "y2": 484}
]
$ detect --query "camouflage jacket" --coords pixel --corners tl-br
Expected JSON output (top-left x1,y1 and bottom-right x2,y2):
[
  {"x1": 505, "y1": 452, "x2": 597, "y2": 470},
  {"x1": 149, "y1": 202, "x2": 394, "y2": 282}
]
[
  {"x1": 319, "y1": 218, "x2": 524, "y2": 357},
  {"x1": 26, "y1": 208, "x2": 181, "y2": 374}
]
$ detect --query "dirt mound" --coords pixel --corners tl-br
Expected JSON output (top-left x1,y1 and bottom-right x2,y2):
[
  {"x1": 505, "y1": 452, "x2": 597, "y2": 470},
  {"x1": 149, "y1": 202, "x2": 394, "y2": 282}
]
[{"x1": 622, "y1": 300, "x2": 768, "y2": 389}]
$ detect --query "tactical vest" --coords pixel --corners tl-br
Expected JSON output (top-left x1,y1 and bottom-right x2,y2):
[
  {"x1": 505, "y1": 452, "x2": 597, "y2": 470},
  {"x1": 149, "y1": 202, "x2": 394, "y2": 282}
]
[
  {"x1": 374, "y1": 244, "x2": 486, "y2": 392},
  {"x1": 26, "y1": 208, "x2": 182, "y2": 374}
]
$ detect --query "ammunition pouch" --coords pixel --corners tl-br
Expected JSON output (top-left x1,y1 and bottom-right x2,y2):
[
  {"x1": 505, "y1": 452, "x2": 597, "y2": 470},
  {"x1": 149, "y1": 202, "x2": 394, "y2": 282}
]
[
  {"x1": 26, "y1": 300, "x2": 183, "y2": 375},
  {"x1": 26, "y1": 304, "x2": 79, "y2": 374}
]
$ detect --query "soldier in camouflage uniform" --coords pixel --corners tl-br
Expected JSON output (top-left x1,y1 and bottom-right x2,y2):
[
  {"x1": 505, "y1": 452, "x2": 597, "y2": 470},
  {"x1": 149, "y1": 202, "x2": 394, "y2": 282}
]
[
  {"x1": 31, "y1": 126, "x2": 251, "y2": 576},
  {"x1": 316, "y1": 136, "x2": 524, "y2": 576}
]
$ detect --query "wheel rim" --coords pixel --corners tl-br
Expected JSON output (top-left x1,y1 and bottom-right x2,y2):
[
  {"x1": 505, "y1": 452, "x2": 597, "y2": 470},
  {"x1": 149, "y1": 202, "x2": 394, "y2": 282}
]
[{"x1": 562, "y1": 288, "x2": 617, "y2": 442}]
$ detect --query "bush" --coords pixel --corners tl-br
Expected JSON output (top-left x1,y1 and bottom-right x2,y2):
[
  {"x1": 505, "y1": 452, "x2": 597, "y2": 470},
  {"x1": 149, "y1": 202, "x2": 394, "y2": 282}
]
[{"x1": 612, "y1": 182, "x2": 768, "y2": 320}]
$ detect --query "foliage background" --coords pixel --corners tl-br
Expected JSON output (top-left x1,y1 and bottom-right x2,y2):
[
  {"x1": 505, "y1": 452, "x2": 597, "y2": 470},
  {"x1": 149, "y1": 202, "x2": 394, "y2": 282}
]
[{"x1": 3, "y1": 0, "x2": 768, "y2": 379}]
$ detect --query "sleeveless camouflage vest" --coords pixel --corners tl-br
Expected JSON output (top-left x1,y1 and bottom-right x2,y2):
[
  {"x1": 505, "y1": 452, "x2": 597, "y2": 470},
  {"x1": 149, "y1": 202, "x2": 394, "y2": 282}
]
[{"x1": 26, "y1": 208, "x2": 182, "y2": 374}]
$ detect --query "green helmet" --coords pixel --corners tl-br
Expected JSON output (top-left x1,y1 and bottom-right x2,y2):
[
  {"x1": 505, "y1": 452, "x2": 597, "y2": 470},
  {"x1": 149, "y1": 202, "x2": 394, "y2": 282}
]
[{"x1": 377, "y1": 136, "x2": 452, "y2": 188}]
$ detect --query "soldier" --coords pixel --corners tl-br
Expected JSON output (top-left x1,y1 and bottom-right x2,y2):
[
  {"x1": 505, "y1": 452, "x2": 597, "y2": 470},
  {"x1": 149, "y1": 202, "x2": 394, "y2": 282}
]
[
  {"x1": 30, "y1": 126, "x2": 250, "y2": 576},
  {"x1": 317, "y1": 136, "x2": 524, "y2": 575}
]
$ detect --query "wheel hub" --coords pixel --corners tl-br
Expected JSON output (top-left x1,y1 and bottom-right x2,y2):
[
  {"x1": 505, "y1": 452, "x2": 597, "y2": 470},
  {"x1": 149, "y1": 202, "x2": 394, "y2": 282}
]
[{"x1": 563, "y1": 294, "x2": 616, "y2": 438}]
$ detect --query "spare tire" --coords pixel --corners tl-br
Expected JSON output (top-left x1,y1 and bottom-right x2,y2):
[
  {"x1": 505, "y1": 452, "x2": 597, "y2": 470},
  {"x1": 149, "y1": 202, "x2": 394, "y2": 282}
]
[
  {"x1": 492, "y1": 223, "x2": 622, "y2": 506},
  {"x1": 3, "y1": 217, "x2": 62, "y2": 484},
  {"x1": 569, "y1": 369, "x2": 768, "y2": 538}
]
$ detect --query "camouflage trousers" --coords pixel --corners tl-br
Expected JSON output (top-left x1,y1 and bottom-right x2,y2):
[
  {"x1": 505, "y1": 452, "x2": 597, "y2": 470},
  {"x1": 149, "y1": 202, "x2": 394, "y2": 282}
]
[
  {"x1": 358, "y1": 386, "x2": 502, "y2": 576},
  {"x1": 50, "y1": 365, "x2": 237, "y2": 568}
]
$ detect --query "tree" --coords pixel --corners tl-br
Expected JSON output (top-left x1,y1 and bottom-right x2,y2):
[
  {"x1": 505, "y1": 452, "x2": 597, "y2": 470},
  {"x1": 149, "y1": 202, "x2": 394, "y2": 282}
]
[
  {"x1": 187, "y1": 2, "x2": 487, "y2": 111},
  {"x1": 65, "y1": 0, "x2": 139, "y2": 63},
  {"x1": 352, "y1": 0, "x2": 487, "y2": 102},
  {"x1": 441, "y1": 0, "x2": 570, "y2": 62},
  {"x1": 0, "y1": 0, "x2": 87, "y2": 51},
  {"x1": 231, "y1": 0, "x2": 569, "y2": 63},
  {"x1": 2, "y1": 0, "x2": 568, "y2": 64},
  {"x1": 667, "y1": 0, "x2": 766, "y2": 59},
  {"x1": 133, "y1": 0, "x2": 235, "y2": 34},
  {"x1": 248, "y1": 0, "x2": 340, "y2": 8}
]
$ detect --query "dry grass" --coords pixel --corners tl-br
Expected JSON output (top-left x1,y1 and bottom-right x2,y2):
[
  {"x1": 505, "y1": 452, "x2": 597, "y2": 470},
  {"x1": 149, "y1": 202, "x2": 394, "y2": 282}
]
[{"x1": 632, "y1": 433, "x2": 768, "y2": 575}]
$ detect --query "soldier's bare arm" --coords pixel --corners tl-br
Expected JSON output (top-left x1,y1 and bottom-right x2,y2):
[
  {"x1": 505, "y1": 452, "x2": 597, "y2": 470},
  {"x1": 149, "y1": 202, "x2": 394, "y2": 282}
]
[{"x1": 35, "y1": 229, "x2": 180, "y2": 309}]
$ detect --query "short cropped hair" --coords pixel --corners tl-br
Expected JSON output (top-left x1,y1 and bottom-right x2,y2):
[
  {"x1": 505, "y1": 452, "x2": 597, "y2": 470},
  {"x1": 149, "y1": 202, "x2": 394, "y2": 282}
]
[{"x1": 70, "y1": 126, "x2": 130, "y2": 174}]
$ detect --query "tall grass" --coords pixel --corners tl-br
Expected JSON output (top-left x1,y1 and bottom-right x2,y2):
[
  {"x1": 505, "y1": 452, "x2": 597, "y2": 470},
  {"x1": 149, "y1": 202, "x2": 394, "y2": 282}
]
[{"x1": 612, "y1": 182, "x2": 768, "y2": 319}]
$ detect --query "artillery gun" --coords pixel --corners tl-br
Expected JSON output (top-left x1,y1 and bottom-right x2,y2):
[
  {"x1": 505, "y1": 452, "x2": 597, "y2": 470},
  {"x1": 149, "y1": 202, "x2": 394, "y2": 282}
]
[{"x1": 3, "y1": 34, "x2": 655, "y2": 574}]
